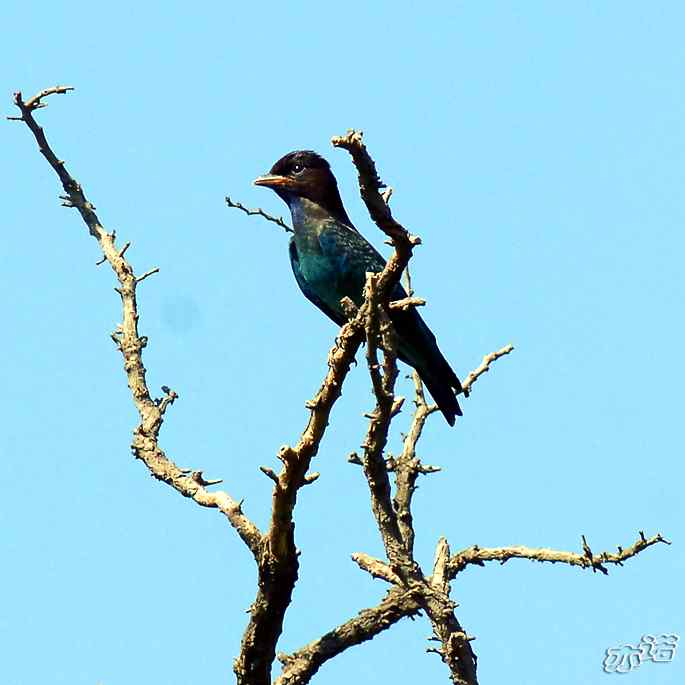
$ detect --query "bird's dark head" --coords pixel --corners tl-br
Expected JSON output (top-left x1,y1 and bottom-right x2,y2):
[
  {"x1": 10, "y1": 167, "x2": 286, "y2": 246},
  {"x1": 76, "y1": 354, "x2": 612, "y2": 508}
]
[{"x1": 254, "y1": 150, "x2": 353, "y2": 227}]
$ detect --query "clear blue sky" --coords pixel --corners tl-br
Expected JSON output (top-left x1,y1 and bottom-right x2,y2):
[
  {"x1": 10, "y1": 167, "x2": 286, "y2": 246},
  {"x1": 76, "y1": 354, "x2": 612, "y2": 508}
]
[{"x1": 2, "y1": 2, "x2": 682, "y2": 684}]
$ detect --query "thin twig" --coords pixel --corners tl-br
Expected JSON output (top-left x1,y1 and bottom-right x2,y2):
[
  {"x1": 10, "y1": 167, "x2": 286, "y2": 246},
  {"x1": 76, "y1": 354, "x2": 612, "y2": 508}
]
[
  {"x1": 462, "y1": 344, "x2": 514, "y2": 396},
  {"x1": 136, "y1": 267, "x2": 159, "y2": 283},
  {"x1": 6, "y1": 85, "x2": 74, "y2": 119},
  {"x1": 226, "y1": 196, "x2": 293, "y2": 233}
]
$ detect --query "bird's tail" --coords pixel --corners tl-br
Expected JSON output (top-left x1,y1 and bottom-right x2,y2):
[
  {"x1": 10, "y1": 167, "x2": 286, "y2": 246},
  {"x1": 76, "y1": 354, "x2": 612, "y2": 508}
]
[
  {"x1": 416, "y1": 359, "x2": 463, "y2": 427},
  {"x1": 390, "y1": 302, "x2": 463, "y2": 426}
]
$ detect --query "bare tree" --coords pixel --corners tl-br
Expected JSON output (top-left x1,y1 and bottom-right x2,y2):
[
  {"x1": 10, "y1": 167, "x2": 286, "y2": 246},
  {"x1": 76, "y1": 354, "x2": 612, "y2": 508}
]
[{"x1": 9, "y1": 86, "x2": 669, "y2": 685}]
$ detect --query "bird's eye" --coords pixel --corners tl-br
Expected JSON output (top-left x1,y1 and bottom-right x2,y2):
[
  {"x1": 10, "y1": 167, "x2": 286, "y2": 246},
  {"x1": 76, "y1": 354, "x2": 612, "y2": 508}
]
[{"x1": 292, "y1": 163, "x2": 304, "y2": 175}]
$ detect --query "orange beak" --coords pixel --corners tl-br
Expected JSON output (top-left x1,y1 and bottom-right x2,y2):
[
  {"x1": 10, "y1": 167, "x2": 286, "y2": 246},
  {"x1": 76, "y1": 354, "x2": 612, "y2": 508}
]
[{"x1": 253, "y1": 174, "x2": 295, "y2": 189}]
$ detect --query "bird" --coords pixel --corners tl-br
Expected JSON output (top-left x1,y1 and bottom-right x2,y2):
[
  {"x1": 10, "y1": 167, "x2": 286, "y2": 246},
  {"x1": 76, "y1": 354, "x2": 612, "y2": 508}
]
[{"x1": 254, "y1": 150, "x2": 463, "y2": 425}]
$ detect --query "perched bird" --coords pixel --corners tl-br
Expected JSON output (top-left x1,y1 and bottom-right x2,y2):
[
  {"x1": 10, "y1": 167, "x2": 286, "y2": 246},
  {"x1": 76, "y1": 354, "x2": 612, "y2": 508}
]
[{"x1": 254, "y1": 150, "x2": 463, "y2": 425}]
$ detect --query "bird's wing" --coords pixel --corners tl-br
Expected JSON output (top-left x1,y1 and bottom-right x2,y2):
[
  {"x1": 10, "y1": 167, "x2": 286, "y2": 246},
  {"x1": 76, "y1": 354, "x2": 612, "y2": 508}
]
[
  {"x1": 317, "y1": 220, "x2": 388, "y2": 287},
  {"x1": 318, "y1": 220, "x2": 418, "y2": 314},
  {"x1": 288, "y1": 238, "x2": 347, "y2": 326}
]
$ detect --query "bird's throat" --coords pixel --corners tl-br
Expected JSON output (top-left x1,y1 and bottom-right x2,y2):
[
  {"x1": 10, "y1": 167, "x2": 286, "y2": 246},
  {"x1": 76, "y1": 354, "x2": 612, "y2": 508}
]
[{"x1": 286, "y1": 195, "x2": 331, "y2": 234}]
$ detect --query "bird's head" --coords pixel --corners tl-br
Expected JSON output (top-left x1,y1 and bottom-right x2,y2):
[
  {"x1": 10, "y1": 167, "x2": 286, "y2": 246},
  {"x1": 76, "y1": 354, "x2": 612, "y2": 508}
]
[{"x1": 254, "y1": 150, "x2": 353, "y2": 227}]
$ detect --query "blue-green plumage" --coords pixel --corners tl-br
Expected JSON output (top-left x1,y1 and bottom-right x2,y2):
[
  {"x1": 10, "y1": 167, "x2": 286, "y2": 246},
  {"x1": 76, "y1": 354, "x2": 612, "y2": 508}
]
[{"x1": 255, "y1": 151, "x2": 463, "y2": 425}]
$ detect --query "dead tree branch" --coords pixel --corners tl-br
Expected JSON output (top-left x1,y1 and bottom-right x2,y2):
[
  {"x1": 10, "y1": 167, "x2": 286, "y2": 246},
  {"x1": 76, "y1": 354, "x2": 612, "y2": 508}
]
[
  {"x1": 275, "y1": 587, "x2": 423, "y2": 685},
  {"x1": 234, "y1": 310, "x2": 366, "y2": 685},
  {"x1": 393, "y1": 371, "x2": 441, "y2": 556},
  {"x1": 449, "y1": 532, "x2": 671, "y2": 577},
  {"x1": 360, "y1": 273, "x2": 409, "y2": 568},
  {"x1": 10, "y1": 87, "x2": 263, "y2": 556}
]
